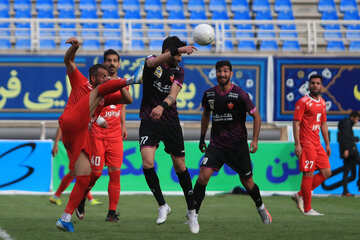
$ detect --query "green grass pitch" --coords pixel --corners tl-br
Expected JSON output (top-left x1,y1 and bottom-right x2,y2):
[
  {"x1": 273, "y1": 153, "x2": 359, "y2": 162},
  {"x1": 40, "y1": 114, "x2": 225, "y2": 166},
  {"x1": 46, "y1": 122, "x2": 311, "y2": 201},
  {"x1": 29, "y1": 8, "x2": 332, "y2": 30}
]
[{"x1": 0, "y1": 194, "x2": 359, "y2": 240}]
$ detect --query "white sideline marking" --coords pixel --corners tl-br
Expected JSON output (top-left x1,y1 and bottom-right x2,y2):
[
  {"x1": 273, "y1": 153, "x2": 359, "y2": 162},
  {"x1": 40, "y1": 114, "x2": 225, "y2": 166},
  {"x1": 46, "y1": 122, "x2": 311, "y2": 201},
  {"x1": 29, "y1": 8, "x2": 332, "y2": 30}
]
[{"x1": 0, "y1": 227, "x2": 13, "y2": 240}]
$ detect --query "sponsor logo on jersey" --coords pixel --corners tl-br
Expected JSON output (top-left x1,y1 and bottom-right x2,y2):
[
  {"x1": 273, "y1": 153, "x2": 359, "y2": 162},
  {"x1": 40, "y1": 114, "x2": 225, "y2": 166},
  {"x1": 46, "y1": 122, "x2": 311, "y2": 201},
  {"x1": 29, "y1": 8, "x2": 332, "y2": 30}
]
[
  {"x1": 213, "y1": 113, "x2": 233, "y2": 121},
  {"x1": 206, "y1": 91, "x2": 215, "y2": 97},
  {"x1": 208, "y1": 99, "x2": 214, "y2": 110},
  {"x1": 153, "y1": 80, "x2": 171, "y2": 93},
  {"x1": 103, "y1": 110, "x2": 121, "y2": 118},
  {"x1": 154, "y1": 66, "x2": 163, "y2": 78},
  {"x1": 228, "y1": 92, "x2": 239, "y2": 99},
  {"x1": 227, "y1": 101, "x2": 234, "y2": 109},
  {"x1": 312, "y1": 124, "x2": 320, "y2": 131}
]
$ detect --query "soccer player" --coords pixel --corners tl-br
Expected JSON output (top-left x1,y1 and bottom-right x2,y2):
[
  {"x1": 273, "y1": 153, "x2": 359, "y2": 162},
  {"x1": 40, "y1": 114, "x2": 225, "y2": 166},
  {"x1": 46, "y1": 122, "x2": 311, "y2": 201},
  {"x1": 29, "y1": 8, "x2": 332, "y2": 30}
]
[
  {"x1": 193, "y1": 60, "x2": 272, "y2": 224},
  {"x1": 56, "y1": 37, "x2": 143, "y2": 232},
  {"x1": 138, "y1": 36, "x2": 199, "y2": 234},
  {"x1": 49, "y1": 127, "x2": 102, "y2": 206},
  {"x1": 86, "y1": 49, "x2": 132, "y2": 222},
  {"x1": 292, "y1": 74, "x2": 331, "y2": 216}
]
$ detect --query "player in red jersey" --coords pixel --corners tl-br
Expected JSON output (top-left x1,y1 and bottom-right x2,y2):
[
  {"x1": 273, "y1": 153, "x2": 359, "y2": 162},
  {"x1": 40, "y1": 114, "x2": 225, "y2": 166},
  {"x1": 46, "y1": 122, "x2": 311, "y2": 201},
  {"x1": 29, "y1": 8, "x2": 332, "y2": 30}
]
[
  {"x1": 56, "y1": 38, "x2": 144, "y2": 232},
  {"x1": 86, "y1": 49, "x2": 131, "y2": 222},
  {"x1": 292, "y1": 74, "x2": 331, "y2": 216}
]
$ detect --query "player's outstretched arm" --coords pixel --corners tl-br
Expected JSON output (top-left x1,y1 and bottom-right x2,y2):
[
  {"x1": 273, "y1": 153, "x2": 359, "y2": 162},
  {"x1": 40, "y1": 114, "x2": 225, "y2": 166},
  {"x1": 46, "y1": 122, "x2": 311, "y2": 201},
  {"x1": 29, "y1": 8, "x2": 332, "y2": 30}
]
[
  {"x1": 64, "y1": 37, "x2": 80, "y2": 75},
  {"x1": 199, "y1": 109, "x2": 211, "y2": 152},
  {"x1": 249, "y1": 109, "x2": 261, "y2": 153}
]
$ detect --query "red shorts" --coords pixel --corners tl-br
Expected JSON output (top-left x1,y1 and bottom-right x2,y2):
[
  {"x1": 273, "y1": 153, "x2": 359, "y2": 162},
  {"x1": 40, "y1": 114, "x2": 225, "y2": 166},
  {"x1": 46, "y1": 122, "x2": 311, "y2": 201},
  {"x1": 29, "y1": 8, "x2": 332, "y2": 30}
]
[
  {"x1": 299, "y1": 145, "x2": 330, "y2": 172},
  {"x1": 59, "y1": 93, "x2": 91, "y2": 171},
  {"x1": 87, "y1": 136, "x2": 123, "y2": 171}
]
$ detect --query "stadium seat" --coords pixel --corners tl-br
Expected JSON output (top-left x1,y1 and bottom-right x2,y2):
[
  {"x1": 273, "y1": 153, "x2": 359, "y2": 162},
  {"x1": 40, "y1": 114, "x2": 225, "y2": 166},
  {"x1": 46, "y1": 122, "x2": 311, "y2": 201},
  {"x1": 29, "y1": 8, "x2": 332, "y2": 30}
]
[
  {"x1": 274, "y1": 0, "x2": 292, "y2": 12},
  {"x1": 168, "y1": 10, "x2": 187, "y2": 39},
  {"x1": 326, "y1": 41, "x2": 345, "y2": 51},
  {"x1": 189, "y1": 9, "x2": 207, "y2": 27},
  {"x1": 13, "y1": 0, "x2": 31, "y2": 11},
  {"x1": 123, "y1": 0, "x2": 140, "y2": 12},
  {"x1": 282, "y1": 40, "x2": 300, "y2": 51},
  {"x1": 255, "y1": 10, "x2": 272, "y2": 22},
  {"x1": 258, "y1": 24, "x2": 275, "y2": 39},
  {"x1": 124, "y1": 10, "x2": 145, "y2": 50},
  {"x1": 146, "y1": 10, "x2": 165, "y2": 51},
  {"x1": 57, "y1": 0, "x2": 75, "y2": 12},
  {"x1": 321, "y1": 10, "x2": 339, "y2": 28},
  {"x1": 235, "y1": 11, "x2": 256, "y2": 51},
  {"x1": 339, "y1": 0, "x2": 357, "y2": 12},
  {"x1": 318, "y1": 0, "x2": 336, "y2": 13},
  {"x1": 15, "y1": 9, "x2": 31, "y2": 50},
  {"x1": 58, "y1": 9, "x2": 77, "y2": 49},
  {"x1": 188, "y1": 0, "x2": 206, "y2": 12},
  {"x1": 80, "y1": 9, "x2": 100, "y2": 50},
  {"x1": 349, "y1": 41, "x2": 360, "y2": 51},
  {"x1": 37, "y1": 9, "x2": 56, "y2": 49},
  {"x1": 36, "y1": 0, "x2": 53, "y2": 12},
  {"x1": 0, "y1": 9, "x2": 11, "y2": 49},
  {"x1": 79, "y1": 0, "x2": 97, "y2": 12},
  {"x1": 324, "y1": 24, "x2": 342, "y2": 40},
  {"x1": 209, "y1": 0, "x2": 227, "y2": 13},
  {"x1": 234, "y1": 9, "x2": 251, "y2": 28},
  {"x1": 103, "y1": 10, "x2": 122, "y2": 50},
  {"x1": 346, "y1": 24, "x2": 360, "y2": 39},
  {"x1": 231, "y1": 0, "x2": 248, "y2": 12},
  {"x1": 253, "y1": 0, "x2": 270, "y2": 12},
  {"x1": 166, "y1": 0, "x2": 184, "y2": 12},
  {"x1": 101, "y1": 0, "x2": 118, "y2": 12},
  {"x1": 144, "y1": 0, "x2": 162, "y2": 12},
  {"x1": 0, "y1": 0, "x2": 9, "y2": 12},
  {"x1": 260, "y1": 40, "x2": 278, "y2": 51},
  {"x1": 212, "y1": 11, "x2": 233, "y2": 51}
]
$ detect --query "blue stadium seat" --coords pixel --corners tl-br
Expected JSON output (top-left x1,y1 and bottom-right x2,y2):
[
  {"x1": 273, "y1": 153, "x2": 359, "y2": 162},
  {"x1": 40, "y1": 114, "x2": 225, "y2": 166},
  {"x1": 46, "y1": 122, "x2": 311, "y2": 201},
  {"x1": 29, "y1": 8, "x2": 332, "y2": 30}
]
[
  {"x1": 37, "y1": 9, "x2": 56, "y2": 49},
  {"x1": 233, "y1": 9, "x2": 251, "y2": 28},
  {"x1": 212, "y1": 11, "x2": 233, "y2": 50},
  {"x1": 124, "y1": 10, "x2": 144, "y2": 50},
  {"x1": 36, "y1": 0, "x2": 53, "y2": 12},
  {"x1": 15, "y1": 9, "x2": 31, "y2": 49},
  {"x1": 349, "y1": 41, "x2": 360, "y2": 51},
  {"x1": 324, "y1": 24, "x2": 342, "y2": 40},
  {"x1": 103, "y1": 10, "x2": 122, "y2": 50},
  {"x1": 282, "y1": 40, "x2": 300, "y2": 51},
  {"x1": 346, "y1": 24, "x2": 360, "y2": 39},
  {"x1": 80, "y1": 9, "x2": 100, "y2": 50},
  {"x1": 123, "y1": 0, "x2": 140, "y2": 12},
  {"x1": 166, "y1": 0, "x2": 184, "y2": 12},
  {"x1": 326, "y1": 41, "x2": 345, "y2": 51},
  {"x1": 258, "y1": 24, "x2": 275, "y2": 39},
  {"x1": 57, "y1": 0, "x2": 75, "y2": 12},
  {"x1": 58, "y1": 9, "x2": 77, "y2": 49},
  {"x1": 0, "y1": 8, "x2": 11, "y2": 49},
  {"x1": 188, "y1": 0, "x2": 205, "y2": 12},
  {"x1": 343, "y1": 10, "x2": 359, "y2": 28},
  {"x1": 144, "y1": 0, "x2": 162, "y2": 12},
  {"x1": 79, "y1": 0, "x2": 97, "y2": 12},
  {"x1": 318, "y1": 0, "x2": 336, "y2": 13},
  {"x1": 146, "y1": 10, "x2": 165, "y2": 50},
  {"x1": 168, "y1": 10, "x2": 187, "y2": 39},
  {"x1": 235, "y1": 11, "x2": 255, "y2": 51},
  {"x1": 101, "y1": 0, "x2": 118, "y2": 12},
  {"x1": 340, "y1": 0, "x2": 357, "y2": 12},
  {"x1": 253, "y1": 0, "x2": 270, "y2": 12},
  {"x1": 260, "y1": 40, "x2": 278, "y2": 51},
  {"x1": 0, "y1": 0, "x2": 9, "y2": 12},
  {"x1": 321, "y1": 10, "x2": 339, "y2": 28},
  {"x1": 189, "y1": 9, "x2": 207, "y2": 20},
  {"x1": 274, "y1": 0, "x2": 292, "y2": 12},
  {"x1": 255, "y1": 10, "x2": 272, "y2": 22},
  {"x1": 231, "y1": 0, "x2": 248, "y2": 12},
  {"x1": 209, "y1": 0, "x2": 227, "y2": 13},
  {"x1": 13, "y1": 0, "x2": 31, "y2": 11}
]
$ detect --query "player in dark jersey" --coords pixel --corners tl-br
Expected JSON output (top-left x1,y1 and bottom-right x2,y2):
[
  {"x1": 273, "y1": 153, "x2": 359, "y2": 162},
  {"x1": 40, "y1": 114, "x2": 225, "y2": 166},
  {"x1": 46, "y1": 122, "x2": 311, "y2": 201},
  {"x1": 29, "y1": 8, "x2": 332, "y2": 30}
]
[
  {"x1": 138, "y1": 36, "x2": 199, "y2": 234},
  {"x1": 193, "y1": 60, "x2": 272, "y2": 224}
]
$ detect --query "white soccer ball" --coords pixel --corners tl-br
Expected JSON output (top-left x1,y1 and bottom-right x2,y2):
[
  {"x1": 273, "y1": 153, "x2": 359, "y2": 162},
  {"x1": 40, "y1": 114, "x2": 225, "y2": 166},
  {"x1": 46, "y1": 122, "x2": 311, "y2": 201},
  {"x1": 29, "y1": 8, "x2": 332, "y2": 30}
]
[{"x1": 193, "y1": 24, "x2": 215, "y2": 46}]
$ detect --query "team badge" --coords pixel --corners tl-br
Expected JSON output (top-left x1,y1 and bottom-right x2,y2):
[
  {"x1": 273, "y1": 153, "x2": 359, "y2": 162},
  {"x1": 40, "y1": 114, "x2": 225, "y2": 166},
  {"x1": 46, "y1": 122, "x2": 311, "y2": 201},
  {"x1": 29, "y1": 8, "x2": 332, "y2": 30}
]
[
  {"x1": 227, "y1": 102, "x2": 234, "y2": 109},
  {"x1": 170, "y1": 74, "x2": 174, "y2": 82},
  {"x1": 208, "y1": 99, "x2": 214, "y2": 110},
  {"x1": 154, "y1": 66, "x2": 163, "y2": 78}
]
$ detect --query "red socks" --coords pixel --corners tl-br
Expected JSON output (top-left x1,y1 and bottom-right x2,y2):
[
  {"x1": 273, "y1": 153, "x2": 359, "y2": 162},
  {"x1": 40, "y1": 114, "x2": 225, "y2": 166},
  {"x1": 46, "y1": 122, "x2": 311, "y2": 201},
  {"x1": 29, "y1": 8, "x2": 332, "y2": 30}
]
[
  {"x1": 54, "y1": 173, "x2": 74, "y2": 197},
  {"x1": 65, "y1": 175, "x2": 90, "y2": 214},
  {"x1": 97, "y1": 79, "x2": 127, "y2": 96},
  {"x1": 300, "y1": 175, "x2": 313, "y2": 213},
  {"x1": 108, "y1": 170, "x2": 121, "y2": 211},
  {"x1": 311, "y1": 173, "x2": 326, "y2": 190}
]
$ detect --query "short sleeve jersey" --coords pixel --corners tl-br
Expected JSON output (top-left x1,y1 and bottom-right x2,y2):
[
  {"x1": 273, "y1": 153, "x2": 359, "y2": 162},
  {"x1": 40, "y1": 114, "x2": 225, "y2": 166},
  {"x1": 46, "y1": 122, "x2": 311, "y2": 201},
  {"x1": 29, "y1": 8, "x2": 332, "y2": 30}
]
[
  {"x1": 64, "y1": 68, "x2": 93, "y2": 112},
  {"x1": 202, "y1": 84, "x2": 256, "y2": 149},
  {"x1": 293, "y1": 95, "x2": 327, "y2": 147},
  {"x1": 139, "y1": 55, "x2": 184, "y2": 124},
  {"x1": 89, "y1": 104, "x2": 122, "y2": 139}
]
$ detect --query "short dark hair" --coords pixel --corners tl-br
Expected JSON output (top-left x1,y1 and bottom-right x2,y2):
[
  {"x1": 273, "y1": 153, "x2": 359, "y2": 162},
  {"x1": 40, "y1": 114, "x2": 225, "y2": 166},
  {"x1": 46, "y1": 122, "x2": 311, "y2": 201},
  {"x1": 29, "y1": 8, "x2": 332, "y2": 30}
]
[
  {"x1": 103, "y1": 49, "x2": 120, "y2": 61},
  {"x1": 309, "y1": 74, "x2": 322, "y2": 83},
  {"x1": 215, "y1": 60, "x2": 232, "y2": 72},
  {"x1": 89, "y1": 64, "x2": 107, "y2": 77},
  {"x1": 162, "y1": 36, "x2": 186, "y2": 53},
  {"x1": 350, "y1": 110, "x2": 360, "y2": 118}
]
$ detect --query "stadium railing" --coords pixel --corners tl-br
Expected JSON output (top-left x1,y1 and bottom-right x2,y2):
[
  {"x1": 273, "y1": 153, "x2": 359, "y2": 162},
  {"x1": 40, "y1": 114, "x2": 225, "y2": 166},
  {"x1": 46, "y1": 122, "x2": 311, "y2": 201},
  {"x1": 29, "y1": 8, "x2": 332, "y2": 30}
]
[{"x1": 0, "y1": 18, "x2": 359, "y2": 53}]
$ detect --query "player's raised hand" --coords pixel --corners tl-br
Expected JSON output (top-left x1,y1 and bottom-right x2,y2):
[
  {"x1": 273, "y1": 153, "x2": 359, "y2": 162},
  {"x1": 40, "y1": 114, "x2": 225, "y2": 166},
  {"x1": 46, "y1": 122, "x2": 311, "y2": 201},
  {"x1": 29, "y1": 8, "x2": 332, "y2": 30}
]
[
  {"x1": 178, "y1": 45, "x2": 198, "y2": 55},
  {"x1": 65, "y1": 37, "x2": 79, "y2": 47},
  {"x1": 249, "y1": 140, "x2": 258, "y2": 153}
]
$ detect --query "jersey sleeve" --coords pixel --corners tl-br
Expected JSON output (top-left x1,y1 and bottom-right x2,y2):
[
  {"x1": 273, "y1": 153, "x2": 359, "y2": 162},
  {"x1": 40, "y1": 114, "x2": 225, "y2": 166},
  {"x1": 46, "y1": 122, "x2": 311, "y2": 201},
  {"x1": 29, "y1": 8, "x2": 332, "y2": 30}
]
[
  {"x1": 172, "y1": 67, "x2": 184, "y2": 88},
  {"x1": 293, "y1": 99, "x2": 305, "y2": 121},
  {"x1": 244, "y1": 93, "x2": 256, "y2": 114},
  {"x1": 67, "y1": 68, "x2": 89, "y2": 89}
]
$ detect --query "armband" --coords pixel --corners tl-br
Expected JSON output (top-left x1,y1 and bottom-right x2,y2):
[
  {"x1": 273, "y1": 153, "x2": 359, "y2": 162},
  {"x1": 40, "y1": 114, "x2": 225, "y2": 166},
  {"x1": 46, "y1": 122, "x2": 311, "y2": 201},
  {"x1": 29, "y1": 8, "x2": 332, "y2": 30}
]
[
  {"x1": 160, "y1": 101, "x2": 169, "y2": 109},
  {"x1": 170, "y1": 48, "x2": 179, "y2": 57},
  {"x1": 96, "y1": 116, "x2": 106, "y2": 125}
]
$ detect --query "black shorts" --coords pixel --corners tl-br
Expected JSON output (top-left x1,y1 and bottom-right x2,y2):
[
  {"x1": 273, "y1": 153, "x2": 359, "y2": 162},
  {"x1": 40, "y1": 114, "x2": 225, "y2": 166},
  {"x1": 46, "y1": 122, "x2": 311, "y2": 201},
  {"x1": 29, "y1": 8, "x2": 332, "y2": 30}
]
[
  {"x1": 139, "y1": 119, "x2": 185, "y2": 157},
  {"x1": 201, "y1": 142, "x2": 253, "y2": 179}
]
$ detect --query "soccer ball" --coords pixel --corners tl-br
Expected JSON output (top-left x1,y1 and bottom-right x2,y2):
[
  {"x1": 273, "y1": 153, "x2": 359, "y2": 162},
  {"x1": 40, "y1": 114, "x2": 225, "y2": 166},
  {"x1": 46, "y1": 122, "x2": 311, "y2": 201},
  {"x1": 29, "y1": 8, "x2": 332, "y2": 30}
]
[{"x1": 193, "y1": 24, "x2": 215, "y2": 46}]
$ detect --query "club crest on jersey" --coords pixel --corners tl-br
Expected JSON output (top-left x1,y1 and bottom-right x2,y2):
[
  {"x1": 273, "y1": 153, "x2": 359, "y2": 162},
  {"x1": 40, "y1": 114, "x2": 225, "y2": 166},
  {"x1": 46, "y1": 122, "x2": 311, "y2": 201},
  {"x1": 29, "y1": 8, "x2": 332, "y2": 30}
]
[
  {"x1": 208, "y1": 99, "x2": 214, "y2": 110},
  {"x1": 170, "y1": 74, "x2": 175, "y2": 82},
  {"x1": 154, "y1": 66, "x2": 163, "y2": 78},
  {"x1": 227, "y1": 102, "x2": 234, "y2": 109}
]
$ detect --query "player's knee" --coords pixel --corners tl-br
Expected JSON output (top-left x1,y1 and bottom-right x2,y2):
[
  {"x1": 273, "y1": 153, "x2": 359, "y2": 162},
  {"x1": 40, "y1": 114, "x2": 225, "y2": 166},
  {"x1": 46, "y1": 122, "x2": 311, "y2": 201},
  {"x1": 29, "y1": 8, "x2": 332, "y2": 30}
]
[{"x1": 197, "y1": 175, "x2": 210, "y2": 185}]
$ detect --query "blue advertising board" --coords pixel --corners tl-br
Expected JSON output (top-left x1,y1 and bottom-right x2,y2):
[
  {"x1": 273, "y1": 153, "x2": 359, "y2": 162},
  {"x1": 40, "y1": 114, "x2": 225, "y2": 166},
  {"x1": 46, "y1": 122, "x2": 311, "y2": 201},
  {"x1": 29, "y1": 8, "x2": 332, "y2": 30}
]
[
  {"x1": 0, "y1": 140, "x2": 52, "y2": 192},
  {"x1": 274, "y1": 57, "x2": 360, "y2": 121},
  {"x1": 0, "y1": 55, "x2": 268, "y2": 121}
]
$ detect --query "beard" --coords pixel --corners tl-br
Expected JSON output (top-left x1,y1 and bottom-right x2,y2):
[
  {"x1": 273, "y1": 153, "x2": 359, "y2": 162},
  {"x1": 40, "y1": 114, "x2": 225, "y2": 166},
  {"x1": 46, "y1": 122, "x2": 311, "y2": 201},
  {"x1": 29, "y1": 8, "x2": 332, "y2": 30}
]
[
  {"x1": 309, "y1": 88, "x2": 321, "y2": 97},
  {"x1": 218, "y1": 77, "x2": 230, "y2": 86}
]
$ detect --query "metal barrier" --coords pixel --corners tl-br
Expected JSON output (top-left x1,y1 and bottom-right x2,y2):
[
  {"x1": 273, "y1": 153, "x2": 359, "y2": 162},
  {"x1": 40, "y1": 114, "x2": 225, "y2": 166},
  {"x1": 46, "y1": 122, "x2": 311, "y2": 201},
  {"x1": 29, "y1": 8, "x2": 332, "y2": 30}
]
[{"x1": 1, "y1": 18, "x2": 360, "y2": 53}]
